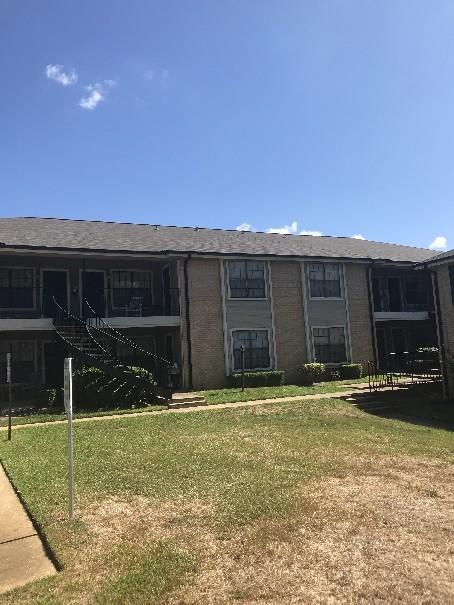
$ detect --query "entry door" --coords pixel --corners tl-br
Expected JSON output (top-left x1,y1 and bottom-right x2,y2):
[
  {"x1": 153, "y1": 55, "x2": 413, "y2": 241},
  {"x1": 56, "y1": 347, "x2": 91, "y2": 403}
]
[
  {"x1": 82, "y1": 271, "x2": 105, "y2": 317},
  {"x1": 387, "y1": 278, "x2": 403, "y2": 312},
  {"x1": 43, "y1": 341, "x2": 66, "y2": 387},
  {"x1": 391, "y1": 328, "x2": 407, "y2": 354},
  {"x1": 376, "y1": 329, "x2": 387, "y2": 368},
  {"x1": 162, "y1": 265, "x2": 171, "y2": 315},
  {"x1": 42, "y1": 271, "x2": 68, "y2": 318}
]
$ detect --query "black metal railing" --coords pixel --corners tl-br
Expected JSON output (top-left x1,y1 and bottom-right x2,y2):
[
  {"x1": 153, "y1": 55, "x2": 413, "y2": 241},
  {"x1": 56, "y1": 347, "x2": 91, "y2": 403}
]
[
  {"x1": 368, "y1": 349, "x2": 442, "y2": 392},
  {"x1": 0, "y1": 286, "x2": 180, "y2": 319}
]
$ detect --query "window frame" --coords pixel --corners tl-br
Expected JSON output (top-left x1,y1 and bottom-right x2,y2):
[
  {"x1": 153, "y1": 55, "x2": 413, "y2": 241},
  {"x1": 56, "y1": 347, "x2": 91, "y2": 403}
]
[
  {"x1": 310, "y1": 325, "x2": 348, "y2": 365},
  {"x1": 110, "y1": 269, "x2": 154, "y2": 310},
  {"x1": 307, "y1": 263, "x2": 343, "y2": 300},
  {"x1": 0, "y1": 266, "x2": 35, "y2": 310},
  {"x1": 403, "y1": 275, "x2": 427, "y2": 309},
  {"x1": 0, "y1": 339, "x2": 37, "y2": 384},
  {"x1": 230, "y1": 328, "x2": 272, "y2": 372},
  {"x1": 448, "y1": 264, "x2": 454, "y2": 307},
  {"x1": 227, "y1": 260, "x2": 268, "y2": 300}
]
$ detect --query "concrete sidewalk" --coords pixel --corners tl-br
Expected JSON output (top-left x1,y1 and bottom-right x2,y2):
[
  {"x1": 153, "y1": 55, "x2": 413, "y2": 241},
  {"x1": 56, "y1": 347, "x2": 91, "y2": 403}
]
[
  {"x1": 0, "y1": 384, "x2": 373, "y2": 431},
  {"x1": 0, "y1": 464, "x2": 57, "y2": 594}
]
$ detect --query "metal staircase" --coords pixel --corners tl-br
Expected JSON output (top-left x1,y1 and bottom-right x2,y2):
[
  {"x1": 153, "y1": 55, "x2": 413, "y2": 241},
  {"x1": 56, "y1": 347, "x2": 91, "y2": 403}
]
[{"x1": 52, "y1": 298, "x2": 172, "y2": 402}]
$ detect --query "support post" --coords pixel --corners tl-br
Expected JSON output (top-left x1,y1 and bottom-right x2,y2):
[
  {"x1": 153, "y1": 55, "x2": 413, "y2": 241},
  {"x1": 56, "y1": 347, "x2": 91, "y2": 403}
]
[{"x1": 7, "y1": 353, "x2": 12, "y2": 441}]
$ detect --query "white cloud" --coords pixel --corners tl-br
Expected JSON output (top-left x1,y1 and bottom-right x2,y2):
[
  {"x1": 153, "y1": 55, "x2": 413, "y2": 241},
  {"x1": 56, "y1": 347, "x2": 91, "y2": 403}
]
[
  {"x1": 78, "y1": 80, "x2": 115, "y2": 110},
  {"x1": 45, "y1": 64, "x2": 78, "y2": 86},
  {"x1": 143, "y1": 69, "x2": 169, "y2": 81},
  {"x1": 144, "y1": 70, "x2": 155, "y2": 80},
  {"x1": 429, "y1": 236, "x2": 447, "y2": 250},
  {"x1": 300, "y1": 230, "x2": 323, "y2": 236},
  {"x1": 351, "y1": 234, "x2": 365, "y2": 240},
  {"x1": 236, "y1": 222, "x2": 253, "y2": 231},
  {"x1": 266, "y1": 221, "x2": 298, "y2": 234},
  {"x1": 161, "y1": 69, "x2": 169, "y2": 79}
]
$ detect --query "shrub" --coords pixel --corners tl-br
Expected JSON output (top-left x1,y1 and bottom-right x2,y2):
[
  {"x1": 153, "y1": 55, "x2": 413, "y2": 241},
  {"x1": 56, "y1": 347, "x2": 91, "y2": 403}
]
[
  {"x1": 298, "y1": 363, "x2": 325, "y2": 386},
  {"x1": 338, "y1": 364, "x2": 362, "y2": 379},
  {"x1": 229, "y1": 370, "x2": 284, "y2": 388}
]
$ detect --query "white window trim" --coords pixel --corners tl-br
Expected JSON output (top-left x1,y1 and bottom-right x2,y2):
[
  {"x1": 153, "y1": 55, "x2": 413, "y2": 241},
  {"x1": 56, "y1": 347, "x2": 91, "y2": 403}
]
[
  {"x1": 110, "y1": 269, "x2": 154, "y2": 310},
  {"x1": 227, "y1": 260, "x2": 269, "y2": 301},
  {"x1": 310, "y1": 325, "x2": 349, "y2": 366},
  {"x1": 230, "y1": 327, "x2": 273, "y2": 373},
  {"x1": 307, "y1": 262, "x2": 344, "y2": 301},
  {"x1": 0, "y1": 266, "x2": 36, "y2": 311}
]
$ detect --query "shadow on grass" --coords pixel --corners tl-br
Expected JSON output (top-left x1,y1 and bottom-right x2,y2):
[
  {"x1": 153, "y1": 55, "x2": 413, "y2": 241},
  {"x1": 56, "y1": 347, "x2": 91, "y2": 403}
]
[{"x1": 340, "y1": 386, "x2": 454, "y2": 432}]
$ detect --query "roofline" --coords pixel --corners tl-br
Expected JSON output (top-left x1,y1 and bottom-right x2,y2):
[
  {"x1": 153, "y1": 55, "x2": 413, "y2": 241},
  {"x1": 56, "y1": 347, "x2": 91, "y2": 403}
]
[{"x1": 0, "y1": 243, "x2": 427, "y2": 265}]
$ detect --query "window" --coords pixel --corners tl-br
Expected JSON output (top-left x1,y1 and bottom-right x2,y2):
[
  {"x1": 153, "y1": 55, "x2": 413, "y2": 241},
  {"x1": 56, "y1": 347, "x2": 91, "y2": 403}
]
[
  {"x1": 403, "y1": 276, "x2": 427, "y2": 308},
  {"x1": 111, "y1": 271, "x2": 153, "y2": 308},
  {"x1": 0, "y1": 341, "x2": 35, "y2": 383},
  {"x1": 0, "y1": 268, "x2": 34, "y2": 308},
  {"x1": 232, "y1": 330, "x2": 270, "y2": 370},
  {"x1": 371, "y1": 277, "x2": 383, "y2": 311},
  {"x1": 312, "y1": 327, "x2": 347, "y2": 363},
  {"x1": 228, "y1": 261, "x2": 266, "y2": 299},
  {"x1": 309, "y1": 263, "x2": 341, "y2": 298}
]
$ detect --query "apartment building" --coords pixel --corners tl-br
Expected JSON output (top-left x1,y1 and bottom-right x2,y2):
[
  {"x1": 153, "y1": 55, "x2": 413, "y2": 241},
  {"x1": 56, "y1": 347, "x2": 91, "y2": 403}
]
[{"x1": 0, "y1": 217, "x2": 439, "y2": 397}]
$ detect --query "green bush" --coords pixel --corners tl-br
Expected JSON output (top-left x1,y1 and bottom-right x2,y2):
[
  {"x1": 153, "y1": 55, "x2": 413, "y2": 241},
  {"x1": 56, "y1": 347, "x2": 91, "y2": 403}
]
[
  {"x1": 73, "y1": 365, "x2": 155, "y2": 410},
  {"x1": 298, "y1": 363, "x2": 325, "y2": 386},
  {"x1": 229, "y1": 370, "x2": 284, "y2": 388},
  {"x1": 338, "y1": 364, "x2": 362, "y2": 379}
]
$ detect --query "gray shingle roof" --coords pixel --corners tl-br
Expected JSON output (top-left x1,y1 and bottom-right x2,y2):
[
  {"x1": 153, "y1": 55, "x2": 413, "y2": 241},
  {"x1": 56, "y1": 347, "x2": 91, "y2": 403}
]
[
  {"x1": 0, "y1": 217, "x2": 438, "y2": 263},
  {"x1": 423, "y1": 248, "x2": 454, "y2": 265}
]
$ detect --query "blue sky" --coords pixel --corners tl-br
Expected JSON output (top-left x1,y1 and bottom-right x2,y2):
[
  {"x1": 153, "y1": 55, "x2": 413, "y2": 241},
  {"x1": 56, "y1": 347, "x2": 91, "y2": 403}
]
[{"x1": 1, "y1": 1, "x2": 453, "y2": 251}]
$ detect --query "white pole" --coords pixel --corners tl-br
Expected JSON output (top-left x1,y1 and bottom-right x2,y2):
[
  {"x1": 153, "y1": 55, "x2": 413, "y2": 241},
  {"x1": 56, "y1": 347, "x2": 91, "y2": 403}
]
[{"x1": 64, "y1": 358, "x2": 74, "y2": 520}]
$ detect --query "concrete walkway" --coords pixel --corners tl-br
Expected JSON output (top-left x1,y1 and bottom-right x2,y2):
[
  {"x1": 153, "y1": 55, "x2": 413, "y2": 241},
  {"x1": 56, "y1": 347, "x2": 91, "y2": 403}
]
[{"x1": 0, "y1": 464, "x2": 56, "y2": 594}]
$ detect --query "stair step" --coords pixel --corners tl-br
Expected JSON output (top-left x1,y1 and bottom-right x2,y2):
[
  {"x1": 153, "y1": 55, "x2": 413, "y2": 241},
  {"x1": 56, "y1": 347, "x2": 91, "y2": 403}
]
[{"x1": 168, "y1": 393, "x2": 207, "y2": 409}]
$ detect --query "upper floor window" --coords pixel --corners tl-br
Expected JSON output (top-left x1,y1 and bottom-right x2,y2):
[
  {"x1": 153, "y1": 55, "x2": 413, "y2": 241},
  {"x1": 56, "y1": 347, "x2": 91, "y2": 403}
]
[
  {"x1": 403, "y1": 276, "x2": 427, "y2": 308},
  {"x1": 111, "y1": 270, "x2": 153, "y2": 308},
  {"x1": 0, "y1": 268, "x2": 34, "y2": 308},
  {"x1": 228, "y1": 261, "x2": 266, "y2": 299},
  {"x1": 309, "y1": 263, "x2": 341, "y2": 298},
  {"x1": 312, "y1": 326, "x2": 347, "y2": 363},
  {"x1": 232, "y1": 329, "x2": 270, "y2": 370}
]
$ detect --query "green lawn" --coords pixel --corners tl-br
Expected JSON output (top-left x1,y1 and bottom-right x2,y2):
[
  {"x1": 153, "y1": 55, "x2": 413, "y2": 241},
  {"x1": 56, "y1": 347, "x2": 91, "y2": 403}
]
[{"x1": 0, "y1": 398, "x2": 453, "y2": 604}]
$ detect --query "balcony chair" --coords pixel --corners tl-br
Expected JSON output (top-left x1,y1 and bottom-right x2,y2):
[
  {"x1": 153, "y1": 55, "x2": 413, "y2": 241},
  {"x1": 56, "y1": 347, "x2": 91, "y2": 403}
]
[{"x1": 126, "y1": 296, "x2": 143, "y2": 317}]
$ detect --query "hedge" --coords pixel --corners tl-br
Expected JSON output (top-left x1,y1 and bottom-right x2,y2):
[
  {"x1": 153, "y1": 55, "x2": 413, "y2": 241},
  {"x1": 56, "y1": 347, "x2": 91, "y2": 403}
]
[
  {"x1": 298, "y1": 363, "x2": 325, "y2": 386},
  {"x1": 229, "y1": 370, "x2": 284, "y2": 388},
  {"x1": 338, "y1": 364, "x2": 362, "y2": 379}
]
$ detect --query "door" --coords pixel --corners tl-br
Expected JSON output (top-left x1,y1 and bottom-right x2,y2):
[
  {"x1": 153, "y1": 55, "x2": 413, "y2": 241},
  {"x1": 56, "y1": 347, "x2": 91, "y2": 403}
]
[
  {"x1": 162, "y1": 265, "x2": 171, "y2": 315},
  {"x1": 376, "y1": 328, "x2": 387, "y2": 368},
  {"x1": 42, "y1": 270, "x2": 68, "y2": 318},
  {"x1": 82, "y1": 271, "x2": 105, "y2": 317},
  {"x1": 43, "y1": 341, "x2": 66, "y2": 387},
  {"x1": 387, "y1": 277, "x2": 403, "y2": 312}
]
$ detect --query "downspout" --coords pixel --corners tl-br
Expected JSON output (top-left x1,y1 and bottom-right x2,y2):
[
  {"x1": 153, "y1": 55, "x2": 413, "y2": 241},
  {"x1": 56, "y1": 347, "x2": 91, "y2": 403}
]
[
  {"x1": 367, "y1": 261, "x2": 378, "y2": 366},
  {"x1": 183, "y1": 253, "x2": 193, "y2": 390},
  {"x1": 429, "y1": 268, "x2": 448, "y2": 399}
]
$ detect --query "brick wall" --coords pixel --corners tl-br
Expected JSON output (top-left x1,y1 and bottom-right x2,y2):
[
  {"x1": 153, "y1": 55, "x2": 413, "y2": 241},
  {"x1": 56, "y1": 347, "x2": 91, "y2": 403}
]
[
  {"x1": 344, "y1": 263, "x2": 374, "y2": 373},
  {"x1": 186, "y1": 257, "x2": 226, "y2": 390},
  {"x1": 435, "y1": 265, "x2": 454, "y2": 397},
  {"x1": 271, "y1": 261, "x2": 307, "y2": 383}
]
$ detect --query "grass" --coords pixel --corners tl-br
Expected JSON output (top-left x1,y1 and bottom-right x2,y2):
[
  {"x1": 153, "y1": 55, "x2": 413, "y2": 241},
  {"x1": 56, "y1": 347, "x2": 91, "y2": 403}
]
[
  {"x1": 0, "y1": 397, "x2": 453, "y2": 604},
  {"x1": 196, "y1": 378, "x2": 368, "y2": 404},
  {"x1": 0, "y1": 379, "x2": 366, "y2": 427}
]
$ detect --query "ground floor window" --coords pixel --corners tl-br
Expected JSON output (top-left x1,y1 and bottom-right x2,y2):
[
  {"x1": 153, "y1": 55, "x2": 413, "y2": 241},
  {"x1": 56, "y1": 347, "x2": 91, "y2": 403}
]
[
  {"x1": 0, "y1": 340, "x2": 36, "y2": 383},
  {"x1": 312, "y1": 327, "x2": 347, "y2": 363},
  {"x1": 232, "y1": 330, "x2": 270, "y2": 371}
]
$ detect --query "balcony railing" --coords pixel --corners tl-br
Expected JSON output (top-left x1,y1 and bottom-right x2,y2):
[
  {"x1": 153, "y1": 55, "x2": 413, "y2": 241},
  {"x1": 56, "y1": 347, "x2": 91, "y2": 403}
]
[{"x1": 0, "y1": 286, "x2": 180, "y2": 319}]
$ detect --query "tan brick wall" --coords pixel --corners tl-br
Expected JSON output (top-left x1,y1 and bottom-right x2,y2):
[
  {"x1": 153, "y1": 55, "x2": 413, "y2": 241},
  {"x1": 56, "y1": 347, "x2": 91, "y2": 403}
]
[
  {"x1": 271, "y1": 261, "x2": 307, "y2": 383},
  {"x1": 435, "y1": 265, "x2": 454, "y2": 397},
  {"x1": 186, "y1": 257, "x2": 226, "y2": 390},
  {"x1": 344, "y1": 263, "x2": 374, "y2": 373}
]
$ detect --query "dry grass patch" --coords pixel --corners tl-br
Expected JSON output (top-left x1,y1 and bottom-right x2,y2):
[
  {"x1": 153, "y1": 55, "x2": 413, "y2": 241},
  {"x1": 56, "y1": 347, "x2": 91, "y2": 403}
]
[{"x1": 168, "y1": 456, "x2": 454, "y2": 605}]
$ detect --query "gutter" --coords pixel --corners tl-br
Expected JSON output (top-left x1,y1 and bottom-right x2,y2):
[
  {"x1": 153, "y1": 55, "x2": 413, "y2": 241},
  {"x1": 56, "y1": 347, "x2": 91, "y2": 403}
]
[{"x1": 183, "y1": 253, "x2": 193, "y2": 390}]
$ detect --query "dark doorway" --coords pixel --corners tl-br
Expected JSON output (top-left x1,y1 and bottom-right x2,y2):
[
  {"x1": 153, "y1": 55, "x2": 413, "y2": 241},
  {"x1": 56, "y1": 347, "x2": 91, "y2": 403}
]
[
  {"x1": 43, "y1": 341, "x2": 66, "y2": 387},
  {"x1": 391, "y1": 328, "x2": 407, "y2": 353},
  {"x1": 162, "y1": 265, "x2": 171, "y2": 315},
  {"x1": 42, "y1": 270, "x2": 68, "y2": 318},
  {"x1": 387, "y1": 277, "x2": 403, "y2": 312},
  {"x1": 376, "y1": 329, "x2": 387, "y2": 368},
  {"x1": 82, "y1": 271, "x2": 105, "y2": 317},
  {"x1": 165, "y1": 333, "x2": 174, "y2": 364}
]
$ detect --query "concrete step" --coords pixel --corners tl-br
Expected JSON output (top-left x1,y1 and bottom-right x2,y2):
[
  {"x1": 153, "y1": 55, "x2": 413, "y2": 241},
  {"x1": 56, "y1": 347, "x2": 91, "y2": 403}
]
[{"x1": 168, "y1": 392, "x2": 207, "y2": 409}]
